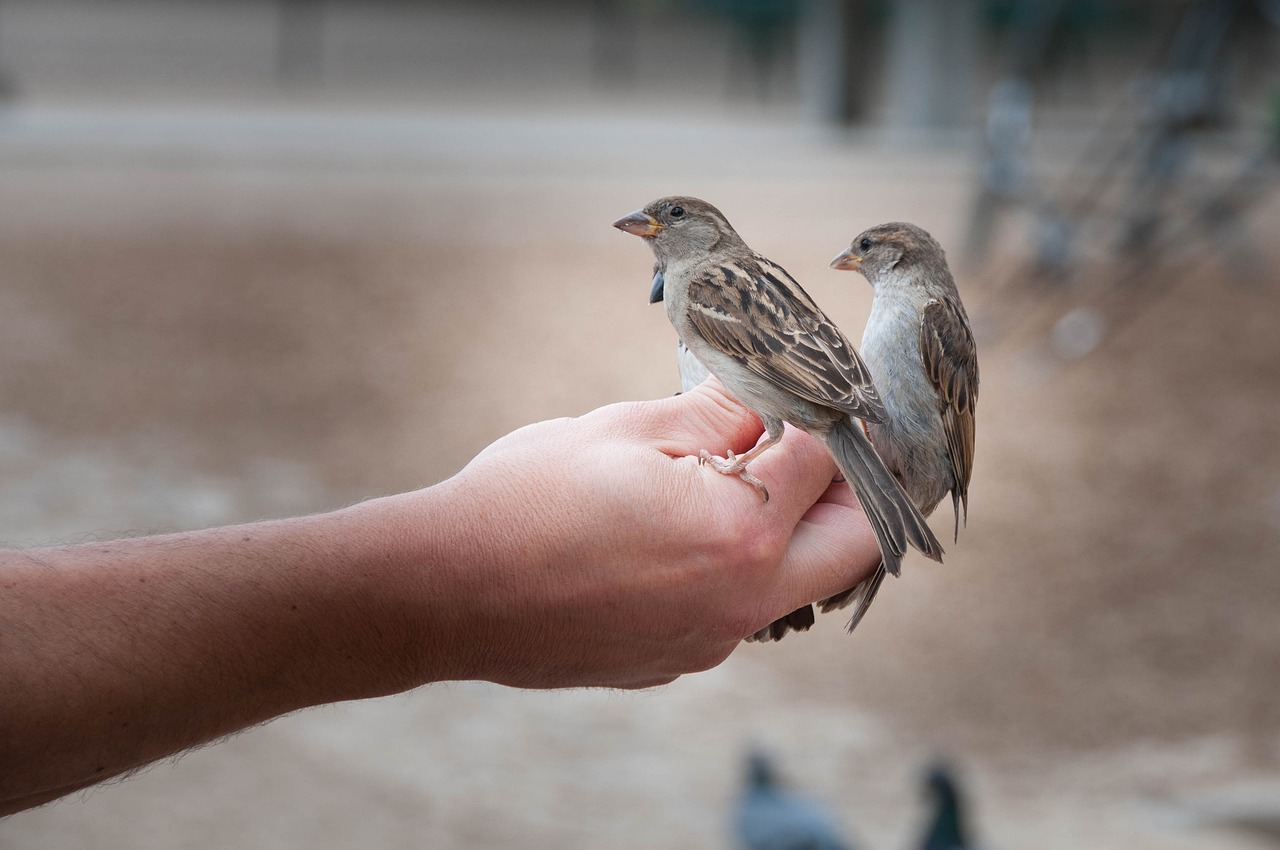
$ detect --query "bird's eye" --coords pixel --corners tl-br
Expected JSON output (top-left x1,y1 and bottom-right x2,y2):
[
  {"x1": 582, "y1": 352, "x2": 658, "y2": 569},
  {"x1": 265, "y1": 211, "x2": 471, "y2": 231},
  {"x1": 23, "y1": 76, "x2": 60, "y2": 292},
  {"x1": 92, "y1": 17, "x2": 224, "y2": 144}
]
[
  {"x1": 670, "y1": 206, "x2": 685, "y2": 219},
  {"x1": 859, "y1": 237, "x2": 873, "y2": 252}
]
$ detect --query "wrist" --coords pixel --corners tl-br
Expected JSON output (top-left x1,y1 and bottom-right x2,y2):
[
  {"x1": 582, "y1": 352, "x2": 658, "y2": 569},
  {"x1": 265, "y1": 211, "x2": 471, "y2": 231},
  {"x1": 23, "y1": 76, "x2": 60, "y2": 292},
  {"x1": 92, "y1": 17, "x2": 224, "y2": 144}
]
[{"x1": 317, "y1": 478, "x2": 509, "y2": 695}]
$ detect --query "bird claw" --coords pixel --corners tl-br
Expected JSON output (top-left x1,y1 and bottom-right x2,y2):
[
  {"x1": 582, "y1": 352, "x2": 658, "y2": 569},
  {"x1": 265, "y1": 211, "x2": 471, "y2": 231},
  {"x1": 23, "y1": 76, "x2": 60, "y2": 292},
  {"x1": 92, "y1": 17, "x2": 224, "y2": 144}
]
[{"x1": 698, "y1": 449, "x2": 770, "y2": 502}]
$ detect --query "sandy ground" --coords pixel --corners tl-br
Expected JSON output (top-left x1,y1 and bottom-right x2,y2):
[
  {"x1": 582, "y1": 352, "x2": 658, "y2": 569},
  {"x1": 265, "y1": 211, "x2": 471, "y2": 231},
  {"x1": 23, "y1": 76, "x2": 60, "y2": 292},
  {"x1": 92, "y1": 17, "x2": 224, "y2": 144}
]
[{"x1": 2, "y1": 77, "x2": 1280, "y2": 850}]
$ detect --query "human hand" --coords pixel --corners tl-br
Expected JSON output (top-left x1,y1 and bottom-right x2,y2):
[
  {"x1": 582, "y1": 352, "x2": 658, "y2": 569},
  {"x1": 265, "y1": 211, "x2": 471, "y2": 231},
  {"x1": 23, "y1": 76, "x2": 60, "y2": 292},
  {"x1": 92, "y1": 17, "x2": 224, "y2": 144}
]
[{"x1": 380, "y1": 378, "x2": 883, "y2": 691}]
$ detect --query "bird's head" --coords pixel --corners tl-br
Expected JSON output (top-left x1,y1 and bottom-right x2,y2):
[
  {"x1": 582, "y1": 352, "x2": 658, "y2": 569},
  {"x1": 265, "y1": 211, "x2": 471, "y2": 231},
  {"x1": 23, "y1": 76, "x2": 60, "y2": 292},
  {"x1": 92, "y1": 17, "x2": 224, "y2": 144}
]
[
  {"x1": 924, "y1": 763, "x2": 960, "y2": 805},
  {"x1": 830, "y1": 222, "x2": 947, "y2": 287},
  {"x1": 612, "y1": 197, "x2": 745, "y2": 301},
  {"x1": 744, "y1": 750, "x2": 778, "y2": 791}
]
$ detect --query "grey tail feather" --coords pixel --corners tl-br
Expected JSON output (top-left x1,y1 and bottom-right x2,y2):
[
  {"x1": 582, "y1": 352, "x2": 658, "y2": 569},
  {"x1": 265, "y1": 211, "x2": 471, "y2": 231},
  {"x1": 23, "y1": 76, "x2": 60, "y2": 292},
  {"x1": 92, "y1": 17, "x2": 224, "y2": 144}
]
[
  {"x1": 842, "y1": 565, "x2": 886, "y2": 633},
  {"x1": 950, "y1": 485, "x2": 970, "y2": 544},
  {"x1": 822, "y1": 421, "x2": 943, "y2": 574},
  {"x1": 745, "y1": 603, "x2": 816, "y2": 643},
  {"x1": 818, "y1": 563, "x2": 887, "y2": 632}
]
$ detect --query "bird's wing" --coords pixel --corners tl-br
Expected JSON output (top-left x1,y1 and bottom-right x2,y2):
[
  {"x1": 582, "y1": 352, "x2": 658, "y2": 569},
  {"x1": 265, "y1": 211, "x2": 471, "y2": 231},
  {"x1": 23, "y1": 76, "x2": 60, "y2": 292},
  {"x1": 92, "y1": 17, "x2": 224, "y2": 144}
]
[
  {"x1": 685, "y1": 255, "x2": 886, "y2": 423},
  {"x1": 920, "y1": 296, "x2": 979, "y2": 537}
]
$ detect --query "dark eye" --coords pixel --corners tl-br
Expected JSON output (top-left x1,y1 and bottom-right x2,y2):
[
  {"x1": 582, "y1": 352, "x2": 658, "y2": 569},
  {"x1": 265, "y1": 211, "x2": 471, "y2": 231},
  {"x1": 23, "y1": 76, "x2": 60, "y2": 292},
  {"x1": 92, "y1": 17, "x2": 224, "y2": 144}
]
[
  {"x1": 669, "y1": 206, "x2": 685, "y2": 218},
  {"x1": 859, "y1": 237, "x2": 873, "y2": 251}
]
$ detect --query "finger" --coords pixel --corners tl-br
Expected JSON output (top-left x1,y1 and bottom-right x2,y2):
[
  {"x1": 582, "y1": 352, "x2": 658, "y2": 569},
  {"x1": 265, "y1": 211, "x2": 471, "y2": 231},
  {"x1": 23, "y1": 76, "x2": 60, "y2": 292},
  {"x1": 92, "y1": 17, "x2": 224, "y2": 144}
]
[
  {"x1": 638, "y1": 380, "x2": 838, "y2": 526},
  {"x1": 808, "y1": 474, "x2": 862, "y2": 511},
  {"x1": 733, "y1": 425, "x2": 839, "y2": 528},
  {"x1": 593, "y1": 380, "x2": 836, "y2": 529},
  {"x1": 626, "y1": 377, "x2": 767, "y2": 457},
  {"x1": 626, "y1": 675, "x2": 680, "y2": 691},
  {"x1": 775, "y1": 480, "x2": 884, "y2": 610}
]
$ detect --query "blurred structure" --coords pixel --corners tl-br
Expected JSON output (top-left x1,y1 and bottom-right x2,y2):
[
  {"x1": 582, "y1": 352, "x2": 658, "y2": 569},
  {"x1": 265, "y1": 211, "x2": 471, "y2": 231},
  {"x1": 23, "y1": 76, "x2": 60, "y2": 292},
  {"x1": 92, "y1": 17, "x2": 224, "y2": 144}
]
[
  {"x1": 276, "y1": 0, "x2": 325, "y2": 83},
  {"x1": 884, "y1": 0, "x2": 982, "y2": 130},
  {"x1": 970, "y1": 0, "x2": 1280, "y2": 292},
  {"x1": 0, "y1": 1, "x2": 983, "y2": 127}
]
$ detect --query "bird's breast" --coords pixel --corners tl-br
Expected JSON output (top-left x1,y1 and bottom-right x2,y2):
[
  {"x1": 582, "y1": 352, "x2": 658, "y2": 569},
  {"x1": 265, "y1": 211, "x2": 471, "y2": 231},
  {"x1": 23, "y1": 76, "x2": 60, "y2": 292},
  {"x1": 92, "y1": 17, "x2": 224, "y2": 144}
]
[{"x1": 862, "y1": 295, "x2": 951, "y2": 510}]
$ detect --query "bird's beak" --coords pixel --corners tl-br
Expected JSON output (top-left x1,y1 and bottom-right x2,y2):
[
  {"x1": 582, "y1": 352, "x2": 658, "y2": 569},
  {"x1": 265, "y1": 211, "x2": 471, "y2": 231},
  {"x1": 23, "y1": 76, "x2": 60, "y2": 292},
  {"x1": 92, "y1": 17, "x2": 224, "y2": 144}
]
[
  {"x1": 612, "y1": 210, "x2": 665, "y2": 238},
  {"x1": 829, "y1": 247, "x2": 863, "y2": 272}
]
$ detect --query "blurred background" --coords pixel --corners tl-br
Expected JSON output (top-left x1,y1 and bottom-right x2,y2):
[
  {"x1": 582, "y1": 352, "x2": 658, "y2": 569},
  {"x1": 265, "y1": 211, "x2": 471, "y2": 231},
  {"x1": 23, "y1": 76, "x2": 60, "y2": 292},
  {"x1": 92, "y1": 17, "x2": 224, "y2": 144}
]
[{"x1": 2, "y1": 0, "x2": 1280, "y2": 848}]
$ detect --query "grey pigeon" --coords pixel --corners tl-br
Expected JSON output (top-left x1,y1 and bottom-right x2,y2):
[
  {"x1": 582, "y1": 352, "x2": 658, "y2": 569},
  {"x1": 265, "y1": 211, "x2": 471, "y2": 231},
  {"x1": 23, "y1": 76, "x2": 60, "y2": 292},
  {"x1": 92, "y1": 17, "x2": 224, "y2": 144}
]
[{"x1": 733, "y1": 751, "x2": 852, "y2": 850}]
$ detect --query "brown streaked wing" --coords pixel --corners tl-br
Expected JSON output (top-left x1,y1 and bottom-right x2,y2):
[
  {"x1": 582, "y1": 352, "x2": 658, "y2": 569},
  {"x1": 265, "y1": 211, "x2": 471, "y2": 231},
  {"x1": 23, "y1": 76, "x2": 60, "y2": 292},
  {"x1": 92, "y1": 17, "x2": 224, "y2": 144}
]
[
  {"x1": 920, "y1": 296, "x2": 979, "y2": 536},
  {"x1": 685, "y1": 257, "x2": 886, "y2": 423}
]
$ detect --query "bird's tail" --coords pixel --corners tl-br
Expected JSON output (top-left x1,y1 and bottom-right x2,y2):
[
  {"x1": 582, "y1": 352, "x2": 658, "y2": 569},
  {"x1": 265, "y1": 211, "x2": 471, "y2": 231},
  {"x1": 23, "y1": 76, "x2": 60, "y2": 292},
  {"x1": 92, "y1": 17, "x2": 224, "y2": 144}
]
[
  {"x1": 818, "y1": 562, "x2": 885, "y2": 633},
  {"x1": 745, "y1": 603, "x2": 815, "y2": 643},
  {"x1": 746, "y1": 421, "x2": 941, "y2": 641},
  {"x1": 821, "y1": 420, "x2": 942, "y2": 575}
]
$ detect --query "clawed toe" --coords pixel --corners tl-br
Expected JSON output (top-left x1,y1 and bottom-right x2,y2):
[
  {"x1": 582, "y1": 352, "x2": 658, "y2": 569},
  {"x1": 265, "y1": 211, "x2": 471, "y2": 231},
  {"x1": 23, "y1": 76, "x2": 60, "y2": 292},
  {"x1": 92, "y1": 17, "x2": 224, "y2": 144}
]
[
  {"x1": 739, "y1": 470, "x2": 769, "y2": 502},
  {"x1": 699, "y1": 450, "x2": 737, "y2": 474},
  {"x1": 698, "y1": 449, "x2": 770, "y2": 503}
]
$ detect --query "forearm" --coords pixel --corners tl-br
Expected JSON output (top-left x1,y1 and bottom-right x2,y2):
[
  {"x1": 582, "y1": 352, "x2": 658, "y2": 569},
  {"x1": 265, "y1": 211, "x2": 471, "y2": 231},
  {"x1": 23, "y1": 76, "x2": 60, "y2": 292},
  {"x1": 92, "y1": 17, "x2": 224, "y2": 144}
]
[{"x1": 0, "y1": 496, "x2": 445, "y2": 812}]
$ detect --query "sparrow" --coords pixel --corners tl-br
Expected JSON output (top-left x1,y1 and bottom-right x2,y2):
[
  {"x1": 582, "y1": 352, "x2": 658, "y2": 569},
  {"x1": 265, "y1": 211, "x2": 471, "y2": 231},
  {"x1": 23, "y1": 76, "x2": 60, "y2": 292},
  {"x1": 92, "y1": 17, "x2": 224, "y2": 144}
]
[
  {"x1": 824, "y1": 223, "x2": 978, "y2": 632},
  {"x1": 613, "y1": 197, "x2": 943, "y2": 642}
]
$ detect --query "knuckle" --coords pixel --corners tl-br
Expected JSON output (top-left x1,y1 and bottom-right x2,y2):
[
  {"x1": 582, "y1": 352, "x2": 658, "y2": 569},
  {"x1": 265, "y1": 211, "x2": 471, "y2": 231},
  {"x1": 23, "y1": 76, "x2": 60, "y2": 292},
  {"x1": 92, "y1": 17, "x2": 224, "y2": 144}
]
[{"x1": 722, "y1": 519, "x2": 784, "y2": 572}]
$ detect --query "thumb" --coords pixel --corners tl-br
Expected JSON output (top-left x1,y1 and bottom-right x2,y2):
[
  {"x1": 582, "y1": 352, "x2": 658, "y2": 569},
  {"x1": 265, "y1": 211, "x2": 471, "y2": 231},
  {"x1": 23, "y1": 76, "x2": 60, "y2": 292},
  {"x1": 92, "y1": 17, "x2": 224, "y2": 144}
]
[
  {"x1": 642, "y1": 377, "x2": 768, "y2": 458},
  {"x1": 629, "y1": 379, "x2": 839, "y2": 519}
]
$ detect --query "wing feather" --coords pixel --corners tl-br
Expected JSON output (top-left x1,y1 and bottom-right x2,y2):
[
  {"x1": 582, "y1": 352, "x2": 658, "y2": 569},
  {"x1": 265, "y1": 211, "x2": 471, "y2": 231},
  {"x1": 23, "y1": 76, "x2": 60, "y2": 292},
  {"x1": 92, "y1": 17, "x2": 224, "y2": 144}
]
[
  {"x1": 685, "y1": 256, "x2": 886, "y2": 423},
  {"x1": 920, "y1": 296, "x2": 979, "y2": 535}
]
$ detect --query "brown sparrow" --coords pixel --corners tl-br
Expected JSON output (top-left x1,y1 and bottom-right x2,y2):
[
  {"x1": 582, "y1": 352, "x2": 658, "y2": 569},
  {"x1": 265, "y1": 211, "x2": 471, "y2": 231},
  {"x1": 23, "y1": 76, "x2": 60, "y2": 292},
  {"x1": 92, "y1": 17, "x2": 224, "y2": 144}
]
[
  {"x1": 613, "y1": 197, "x2": 943, "y2": 641},
  {"x1": 824, "y1": 223, "x2": 978, "y2": 631}
]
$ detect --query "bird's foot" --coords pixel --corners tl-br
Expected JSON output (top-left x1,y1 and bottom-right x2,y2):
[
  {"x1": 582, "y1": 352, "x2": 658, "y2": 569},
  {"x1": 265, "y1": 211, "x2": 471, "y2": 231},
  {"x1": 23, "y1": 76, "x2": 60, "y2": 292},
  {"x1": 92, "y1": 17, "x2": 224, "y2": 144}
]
[{"x1": 698, "y1": 449, "x2": 770, "y2": 502}]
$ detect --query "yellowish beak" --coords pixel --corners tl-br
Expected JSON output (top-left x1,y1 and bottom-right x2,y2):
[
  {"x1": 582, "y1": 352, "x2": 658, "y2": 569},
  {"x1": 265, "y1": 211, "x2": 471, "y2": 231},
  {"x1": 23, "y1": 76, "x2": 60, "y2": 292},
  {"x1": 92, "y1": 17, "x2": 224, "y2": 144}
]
[
  {"x1": 612, "y1": 210, "x2": 665, "y2": 238},
  {"x1": 829, "y1": 247, "x2": 863, "y2": 271}
]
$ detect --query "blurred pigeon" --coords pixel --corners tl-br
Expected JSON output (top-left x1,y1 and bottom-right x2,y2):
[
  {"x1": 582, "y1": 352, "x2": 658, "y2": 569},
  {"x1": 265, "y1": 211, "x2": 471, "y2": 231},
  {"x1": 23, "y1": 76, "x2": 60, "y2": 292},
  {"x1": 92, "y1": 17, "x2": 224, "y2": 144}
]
[
  {"x1": 733, "y1": 751, "x2": 852, "y2": 850},
  {"x1": 919, "y1": 763, "x2": 978, "y2": 850}
]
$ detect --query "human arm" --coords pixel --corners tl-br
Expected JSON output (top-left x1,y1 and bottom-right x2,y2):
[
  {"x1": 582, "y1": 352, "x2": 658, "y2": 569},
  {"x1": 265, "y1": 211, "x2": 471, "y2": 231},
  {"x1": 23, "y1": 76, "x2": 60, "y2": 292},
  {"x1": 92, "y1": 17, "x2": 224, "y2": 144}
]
[{"x1": 0, "y1": 380, "x2": 882, "y2": 814}]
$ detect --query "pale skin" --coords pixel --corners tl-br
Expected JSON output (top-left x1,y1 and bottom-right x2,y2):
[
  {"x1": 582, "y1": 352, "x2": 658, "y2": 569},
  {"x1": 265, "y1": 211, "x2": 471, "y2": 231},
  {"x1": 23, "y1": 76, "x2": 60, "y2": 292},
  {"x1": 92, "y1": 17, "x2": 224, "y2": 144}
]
[{"x1": 0, "y1": 380, "x2": 881, "y2": 816}]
